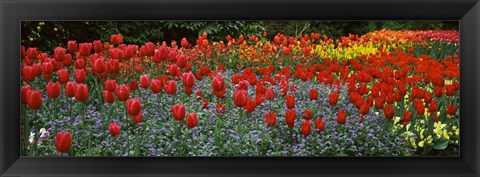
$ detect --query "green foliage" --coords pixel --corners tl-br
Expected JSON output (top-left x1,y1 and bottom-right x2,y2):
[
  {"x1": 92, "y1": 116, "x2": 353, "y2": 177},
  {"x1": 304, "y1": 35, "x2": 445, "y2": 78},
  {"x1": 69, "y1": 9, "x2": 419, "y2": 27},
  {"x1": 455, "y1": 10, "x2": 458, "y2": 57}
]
[
  {"x1": 376, "y1": 21, "x2": 458, "y2": 30},
  {"x1": 21, "y1": 21, "x2": 100, "y2": 52},
  {"x1": 22, "y1": 21, "x2": 458, "y2": 52},
  {"x1": 94, "y1": 21, "x2": 165, "y2": 44}
]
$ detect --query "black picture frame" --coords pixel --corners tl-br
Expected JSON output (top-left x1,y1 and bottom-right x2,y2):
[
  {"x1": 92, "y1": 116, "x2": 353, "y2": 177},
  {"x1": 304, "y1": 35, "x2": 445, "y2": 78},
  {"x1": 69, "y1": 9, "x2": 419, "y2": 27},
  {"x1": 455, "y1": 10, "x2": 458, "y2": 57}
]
[{"x1": 1, "y1": 0, "x2": 479, "y2": 176}]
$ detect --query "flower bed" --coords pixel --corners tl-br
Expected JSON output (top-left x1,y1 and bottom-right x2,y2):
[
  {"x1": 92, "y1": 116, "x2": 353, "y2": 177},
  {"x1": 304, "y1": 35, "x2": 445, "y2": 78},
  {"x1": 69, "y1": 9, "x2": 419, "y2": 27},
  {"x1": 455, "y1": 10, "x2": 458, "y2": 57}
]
[{"x1": 20, "y1": 30, "x2": 460, "y2": 156}]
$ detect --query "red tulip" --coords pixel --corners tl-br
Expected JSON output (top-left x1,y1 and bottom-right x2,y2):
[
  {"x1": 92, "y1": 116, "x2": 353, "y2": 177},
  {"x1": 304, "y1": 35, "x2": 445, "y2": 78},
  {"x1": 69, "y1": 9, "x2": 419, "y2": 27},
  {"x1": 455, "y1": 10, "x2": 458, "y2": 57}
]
[
  {"x1": 75, "y1": 58, "x2": 85, "y2": 69},
  {"x1": 126, "y1": 98, "x2": 142, "y2": 116},
  {"x1": 74, "y1": 69, "x2": 86, "y2": 83},
  {"x1": 53, "y1": 47, "x2": 66, "y2": 62},
  {"x1": 181, "y1": 38, "x2": 189, "y2": 48},
  {"x1": 424, "y1": 92, "x2": 432, "y2": 104},
  {"x1": 212, "y1": 75, "x2": 225, "y2": 91},
  {"x1": 403, "y1": 111, "x2": 412, "y2": 123},
  {"x1": 107, "y1": 59, "x2": 120, "y2": 74},
  {"x1": 237, "y1": 80, "x2": 249, "y2": 90},
  {"x1": 158, "y1": 46, "x2": 170, "y2": 61},
  {"x1": 46, "y1": 82, "x2": 61, "y2": 99},
  {"x1": 255, "y1": 94, "x2": 264, "y2": 106},
  {"x1": 165, "y1": 80, "x2": 177, "y2": 95},
  {"x1": 65, "y1": 82, "x2": 77, "y2": 98},
  {"x1": 151, "y1": 79, "x2": 163, "y2": 94},
  {"x1": 285, "y1": 109, "x2": 296, "y2": 128},
  {"x1": 21, "y1": 66, "x2": 36, "y2": 83},
  {"x1": 140, "y1": 74, "x2": 150, "y2": 89},
  {"x1": 55, "y1": 131, "x2": 72, "y2": 153},
  {"x1": 196, "y1": 90, "x2": 203, "y2": 99},
  {"x1": 172, "y1": 104, "x2": 186, "y2": 121},
  {"x1": 265, "y1": 88, "x2": 275, "y2": 101},
  {"x1": 57, "y1": 69, "x2": 69, "y2": 84},
  {"x1": 93, "y1": 58, "x2": 106, "y2": 74},
  {"x1": 116, "y1": 85, "x2": 130, "y2": 101},
  {"x1": 129, "y1": 80, "x2": 138, "y2": 91},
  {"x1": 428, "y1": 100, "x2": 438, "y2": 113},
  {"x1": 109, "y1": 122, "x2": 121, "y2": 137},
  {"x1": 21, "y1": 46, "x2": 26, "y2": 60},
  {"x1": 176, "y1": 54, "x2": 187, "y2": 68},
  {"x1": 183, "y1": 86, "x2": 193, "y2": 95},
  {"x1": 131, "y1": 112, "x2": 142, "y2": 124},
  {"x1": 411, "y1": 87, "x2": 425, "y2": 99},
  {"x1": 78, "y1": 43, "x2": 92, "y2": 56},
  {"x1": 93, "y1": 40, "x2": 103, "y2": 53},
  {"x1": 216, "y1": 103, "x2": 225, "y2": 114},
  {"x1": 301, "y1": 120, "x2": 311, "y2": 136},
  {"x1": 110, "y1": 34, "x2": 123, "y2": 45},
  {"x1": 384, "y1": 105, "x2": 394, "y2": 119},
  {"x1": 21, "y1": 86, "x2": 31, "y2": 104},
  {"x1": 360, "y1": 103, "x2": 370, "y2": 115},
  {"x1": 328, "y1": 92, "x2": 339, "y2": 105},
  {"x1": 26, "y1": 47, "x2": 38, "y2": 59},
  {"x1": 168, "y1": 64, "x2": 179, "y2": 76},
  {"x1": 67, "y1": 40, "x2": 78, "y2": 53},
  {"x1": 434, "y1": 114, "x2": 439, "y2": 122},
  {"x1": 186, "y1": 113, "x2": 198, "y2": 129},
  {"x1": 110, "y1": 49, "x2": 123, "y2": 61},
  {"x1": 213, "y1": 89, "x2": 226, "y2": 99},
  {"x1": 103, "y1": 90, "x2": 115, "y2": 104},
  {"x1": 445, "y1": 84, "x2": 456, "y2": 96},
  {"x1": 62, "y1": 54, "x2": 75, "y2": 67},
  {"x1": 244, "y1": 98, "x2": 256, "y2": 113},
  {"x1": 185, "y1": 64, "x2": 193, "y2": 72},
  {"x1": 168, "y1": 50, "x2": 178, "y2": 62},
  {"x1": 103, "y1": 80, "x2": 116, "y2": 92},
  {"x1": 231, "y1": 74, "x2": 241, "y2": 85},
  {"x1": 337, "y1": 109, "x2": 346, "y2": 124},
  {"x1": 75, "y1": 84, "x2": 89, "y2": 102},
  {"x1": 414, "y1": 99, "x2": 425, "y2": 115},
  {"x1": 234, "y1": 89, "x2": 248, "y2": 107},
  {"x1": 200, "y1": 66, "x2": 211, "y2": 76},
  {"x1": 255, "y1": 83, "x2": 266, "y2": 95},
  {"x1": 310, "y1": 89, "x2": 318, "y2": 101},
  {"x1": 182, "y1": 72, "x2": 195, "y2": 88},
  {"x1": 42, "y1": 61, "x2": 53, "y2": 75},
  {"x1": 27, "y1": 89, "x2": 42, "y2": 109},
  {"x1": 285, "y1": 95, "x2": 295, "y2": 109},
  {"x1": 434, "y1": 86, "x2": 444, "y2": 98},
  {"x1": 302, "y1": 109, "x2": 312, "y2": 120},
  {"x1": 202, "y1": 99, "x2": 209, "y2": 109},
  {"x1": 314, "y1": 118, "x2": 325, "y2": 132},
  {"x1": 265, "y1": 112, "x2": 277, "y2": 127},
  {"x1": 447, "y1": 104, "x2": 457, "y2": 116}
]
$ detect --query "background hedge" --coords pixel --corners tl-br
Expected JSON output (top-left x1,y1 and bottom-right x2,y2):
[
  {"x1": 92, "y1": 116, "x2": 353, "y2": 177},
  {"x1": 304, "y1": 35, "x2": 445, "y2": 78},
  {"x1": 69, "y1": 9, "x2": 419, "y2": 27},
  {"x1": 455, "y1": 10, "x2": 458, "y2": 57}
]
[{"x1": 21, "y1": 21, "x2": 458, "y2": 52}]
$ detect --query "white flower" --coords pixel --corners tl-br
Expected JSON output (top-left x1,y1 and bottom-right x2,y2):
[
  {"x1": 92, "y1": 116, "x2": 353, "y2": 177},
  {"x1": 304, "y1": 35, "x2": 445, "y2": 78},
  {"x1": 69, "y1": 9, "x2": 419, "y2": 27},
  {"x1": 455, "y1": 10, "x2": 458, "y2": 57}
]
[
  {"x1": 37, "y1": 128, "x2": 50, "y2": 145},
  {"x1": 29, "y1": 132, "x2": 35, "y2": 145}
]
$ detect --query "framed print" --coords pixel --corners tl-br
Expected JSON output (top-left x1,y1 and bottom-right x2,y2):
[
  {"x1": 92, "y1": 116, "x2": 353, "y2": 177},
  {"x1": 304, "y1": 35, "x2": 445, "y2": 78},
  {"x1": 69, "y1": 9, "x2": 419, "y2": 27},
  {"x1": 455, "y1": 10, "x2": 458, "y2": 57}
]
[{"x1": 1, "y1": 0, "x2": 479, "y2": 176}]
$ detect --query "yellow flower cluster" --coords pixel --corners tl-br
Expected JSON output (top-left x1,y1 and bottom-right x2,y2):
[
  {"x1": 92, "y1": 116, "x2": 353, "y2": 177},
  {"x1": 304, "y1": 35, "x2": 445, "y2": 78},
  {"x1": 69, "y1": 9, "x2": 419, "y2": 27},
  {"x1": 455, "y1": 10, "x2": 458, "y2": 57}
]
[
  {"x1": 234, "y1": 30, "x2": 451, "y2": 63},
  {"x1": 392, "y1": 116, "x2": 459, "y2": 149},
  {"x1": 313, "y1": 42, "x2": 379, "y2": 60}
]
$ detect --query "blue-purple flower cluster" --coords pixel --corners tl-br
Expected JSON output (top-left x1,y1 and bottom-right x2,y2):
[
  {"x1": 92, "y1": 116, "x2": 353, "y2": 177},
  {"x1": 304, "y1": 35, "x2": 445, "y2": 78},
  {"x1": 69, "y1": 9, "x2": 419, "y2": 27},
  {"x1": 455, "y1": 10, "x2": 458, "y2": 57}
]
[{"x1": 25, "y1": 69, "x2": 414, "y2": 156}]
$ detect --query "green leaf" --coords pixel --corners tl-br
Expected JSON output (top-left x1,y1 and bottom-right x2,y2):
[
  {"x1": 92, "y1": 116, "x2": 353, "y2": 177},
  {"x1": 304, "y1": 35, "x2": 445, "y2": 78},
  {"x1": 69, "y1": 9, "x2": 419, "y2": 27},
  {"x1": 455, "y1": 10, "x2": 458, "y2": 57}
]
[{"x1": 433, "y1": 138, "x2": 449, "y2": 150}]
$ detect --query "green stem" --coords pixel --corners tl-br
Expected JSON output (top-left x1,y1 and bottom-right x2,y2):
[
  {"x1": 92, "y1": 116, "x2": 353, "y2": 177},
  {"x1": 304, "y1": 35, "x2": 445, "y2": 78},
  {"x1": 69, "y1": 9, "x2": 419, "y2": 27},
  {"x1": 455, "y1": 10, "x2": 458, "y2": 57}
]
[
  {"x1": 191, "y1": 130, "x2": 195, "y2": 156},
  {"x1": 290, "y1": 128, "x2": 294, "y2": 144},
  {"x1": 23, "y1": 106, "x2": 29, "y2": 154},
  {"x1": 31, "y1": 110, "x2": 38, "y2": 156}
]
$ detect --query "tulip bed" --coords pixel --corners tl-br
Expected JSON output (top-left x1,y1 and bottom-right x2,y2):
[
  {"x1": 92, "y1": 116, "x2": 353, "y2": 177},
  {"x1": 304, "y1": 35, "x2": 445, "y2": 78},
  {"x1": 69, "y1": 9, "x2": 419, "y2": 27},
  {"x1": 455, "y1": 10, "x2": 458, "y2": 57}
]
[{"x1": 21, "y1": 29, "x2": 459, "y2": 156}]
